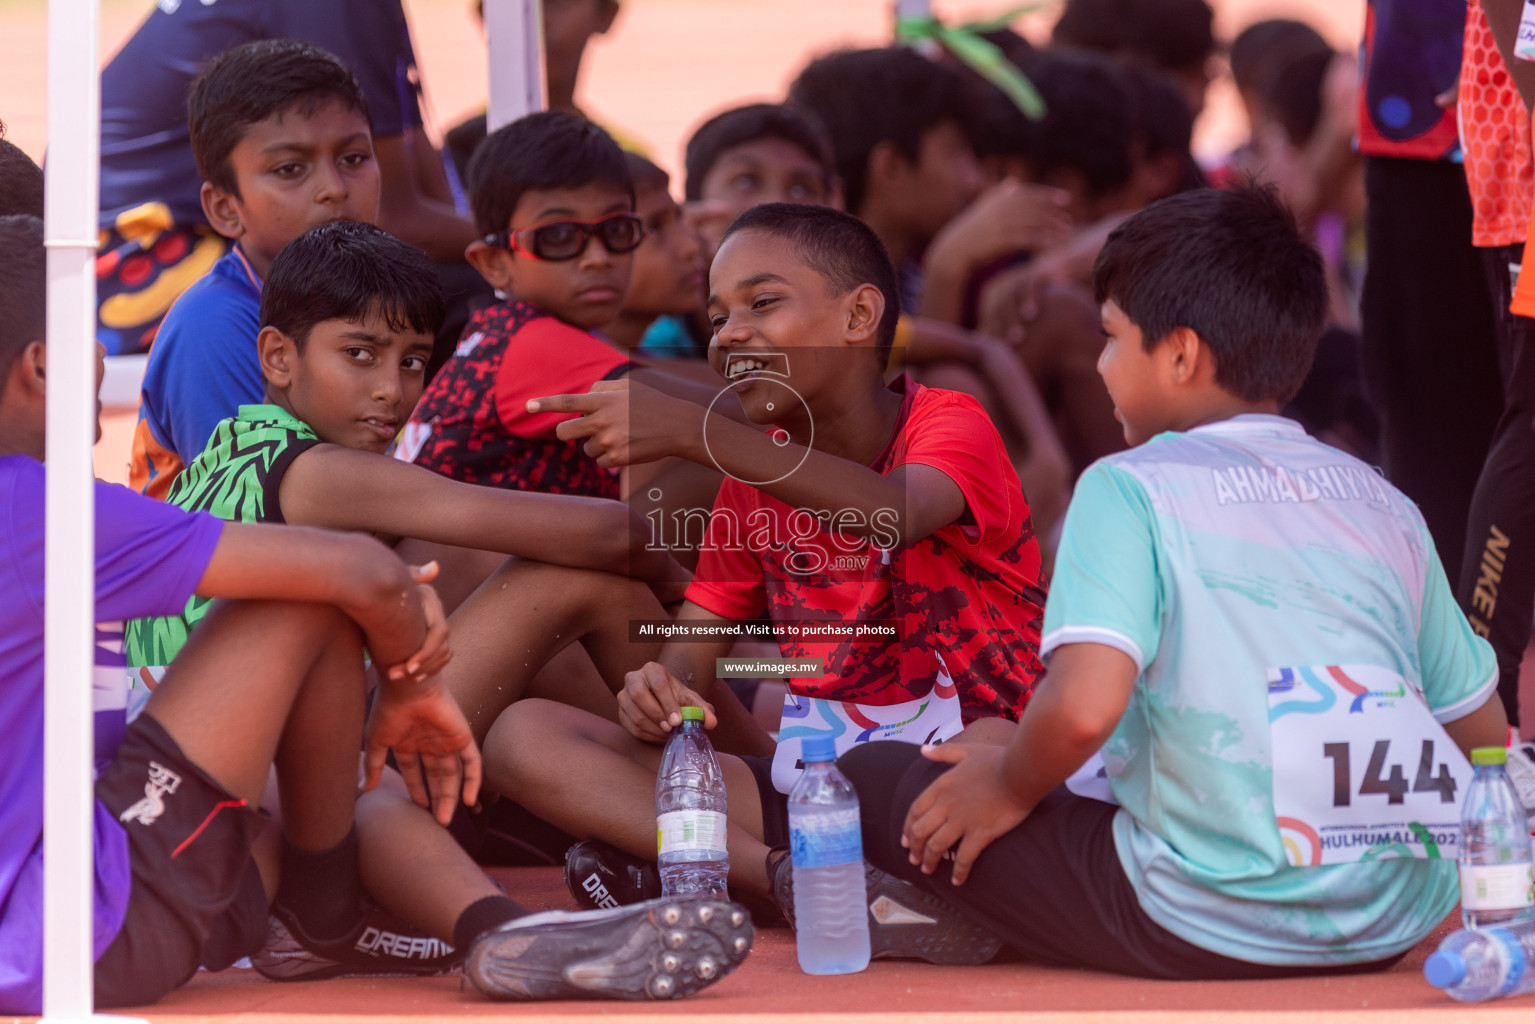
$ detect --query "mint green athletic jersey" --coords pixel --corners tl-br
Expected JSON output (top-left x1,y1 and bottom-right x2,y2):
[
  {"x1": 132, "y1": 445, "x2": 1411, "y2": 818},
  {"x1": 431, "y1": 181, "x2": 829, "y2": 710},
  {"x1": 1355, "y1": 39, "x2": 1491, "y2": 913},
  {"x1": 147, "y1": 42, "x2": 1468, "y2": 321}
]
[
  {"x1": 1044, "y1": 415, "x2": 1495, "y2": 966},
  {"x1": 125, "y1": 404, "x2": 319, "y2": 668}
]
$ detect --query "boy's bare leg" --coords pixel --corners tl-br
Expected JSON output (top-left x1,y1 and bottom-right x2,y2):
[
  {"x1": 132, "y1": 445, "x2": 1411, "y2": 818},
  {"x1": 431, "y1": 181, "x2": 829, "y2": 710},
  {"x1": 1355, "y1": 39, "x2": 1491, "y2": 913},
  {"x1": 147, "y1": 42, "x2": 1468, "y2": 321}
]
[
  {"x1": 445, "y1": 560, "x2": 664, "y2": 744},
  {"x1": 141, "y1": 599, "x2": 365, "y2": 850},
  {"x1": 486, "y1": 698, "x2": 774, "y2": 895},
  {"x1": 393, "y1": 538, "x2": 506, "y2": 615},
  {"x1": 356, "y1": 773, "x2": 509, "y2": 940}
]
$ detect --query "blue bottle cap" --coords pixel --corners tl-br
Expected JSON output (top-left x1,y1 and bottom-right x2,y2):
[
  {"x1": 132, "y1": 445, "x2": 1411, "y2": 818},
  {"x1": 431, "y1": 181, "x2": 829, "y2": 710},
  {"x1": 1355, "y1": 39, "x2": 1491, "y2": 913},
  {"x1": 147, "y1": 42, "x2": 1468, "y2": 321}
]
[
  {"x1": 801, "y1": 735, "x2": 837, "y2": 763},
  {"x1": 1424, "y1": 950, "x2": 1467, "y2": 989}
]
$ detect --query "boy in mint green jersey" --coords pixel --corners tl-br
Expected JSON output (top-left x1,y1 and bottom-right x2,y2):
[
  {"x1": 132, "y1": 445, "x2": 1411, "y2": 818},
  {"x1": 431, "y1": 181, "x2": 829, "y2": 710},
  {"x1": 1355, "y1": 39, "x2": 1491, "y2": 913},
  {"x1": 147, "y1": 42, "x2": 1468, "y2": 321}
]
[{"x1": 839, "y1": 183, "x2": 1508, "y2": 978}]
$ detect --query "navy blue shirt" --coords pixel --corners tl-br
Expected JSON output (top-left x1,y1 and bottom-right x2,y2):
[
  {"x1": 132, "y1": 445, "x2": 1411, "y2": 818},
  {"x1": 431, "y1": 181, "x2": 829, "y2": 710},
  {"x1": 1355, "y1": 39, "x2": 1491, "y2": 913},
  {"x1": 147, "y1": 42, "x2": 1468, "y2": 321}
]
[{"x1": 99, "y1": 0, "x2": 423, "y2": 229}]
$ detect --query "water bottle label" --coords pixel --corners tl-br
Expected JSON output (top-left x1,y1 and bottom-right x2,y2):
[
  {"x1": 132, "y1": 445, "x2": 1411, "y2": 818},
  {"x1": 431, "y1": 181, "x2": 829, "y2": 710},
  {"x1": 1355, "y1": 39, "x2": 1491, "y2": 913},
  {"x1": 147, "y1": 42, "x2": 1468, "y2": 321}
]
[
  {"x1": 657, "y1": 810, "x2": 727, "y2": 855},
  {"x1": 1459, "y1": 863, "x2": 1535, "y2": 911},
  {"x1": 790, "y1": 808, "x2": 863, "y2": 869}
]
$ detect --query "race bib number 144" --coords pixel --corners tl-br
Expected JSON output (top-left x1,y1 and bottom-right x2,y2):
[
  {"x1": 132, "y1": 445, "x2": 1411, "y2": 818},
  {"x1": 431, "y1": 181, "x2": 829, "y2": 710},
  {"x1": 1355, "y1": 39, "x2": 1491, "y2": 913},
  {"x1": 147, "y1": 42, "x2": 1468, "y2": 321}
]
[{"x1": 1268, "y1": 665, "x2": 1471, "y2": 867}]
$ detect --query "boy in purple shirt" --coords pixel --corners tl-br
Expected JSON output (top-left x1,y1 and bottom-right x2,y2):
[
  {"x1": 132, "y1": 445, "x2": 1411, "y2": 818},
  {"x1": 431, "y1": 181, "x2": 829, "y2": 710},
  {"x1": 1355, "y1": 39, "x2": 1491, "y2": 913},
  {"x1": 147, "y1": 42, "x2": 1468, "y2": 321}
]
[{"x1": 0, "y1": 216, "x2": 749, "y2": 1012}]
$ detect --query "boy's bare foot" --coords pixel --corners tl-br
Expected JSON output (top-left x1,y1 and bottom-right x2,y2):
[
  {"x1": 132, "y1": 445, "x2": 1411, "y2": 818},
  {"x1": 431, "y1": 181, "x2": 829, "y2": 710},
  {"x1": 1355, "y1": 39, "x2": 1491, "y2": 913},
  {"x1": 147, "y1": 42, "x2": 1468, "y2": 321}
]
[{"x1": 465, "y1": 898, "x2": 753, "y2": 1000}]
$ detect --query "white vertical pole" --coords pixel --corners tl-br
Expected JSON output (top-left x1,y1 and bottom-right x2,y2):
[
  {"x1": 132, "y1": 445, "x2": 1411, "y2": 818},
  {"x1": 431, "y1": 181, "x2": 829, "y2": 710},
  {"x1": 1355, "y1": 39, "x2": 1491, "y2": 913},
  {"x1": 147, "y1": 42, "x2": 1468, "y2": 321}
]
[
  {"x1": 484, "y1": 0, "x2": 546, "y2": 131},
  {"x1": 42, "y1": 0, "x2": 99, "y2": 1017}
]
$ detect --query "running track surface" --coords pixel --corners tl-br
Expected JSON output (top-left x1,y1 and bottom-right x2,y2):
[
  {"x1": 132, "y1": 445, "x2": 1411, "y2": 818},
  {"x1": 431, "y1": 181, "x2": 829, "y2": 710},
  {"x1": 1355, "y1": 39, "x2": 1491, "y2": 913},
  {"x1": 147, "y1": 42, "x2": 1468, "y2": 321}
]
[{"x1": 26, "y1": 866, "x2": 1521, "y2": 1023}]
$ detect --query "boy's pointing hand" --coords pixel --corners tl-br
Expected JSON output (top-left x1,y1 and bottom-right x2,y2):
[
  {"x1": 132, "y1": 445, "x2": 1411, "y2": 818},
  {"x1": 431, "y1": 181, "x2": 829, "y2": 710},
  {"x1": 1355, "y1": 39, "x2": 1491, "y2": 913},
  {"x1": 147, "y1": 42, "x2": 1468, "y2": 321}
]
[{"x1": 529, "y1": 380, "x2": 706, "y2": 467}]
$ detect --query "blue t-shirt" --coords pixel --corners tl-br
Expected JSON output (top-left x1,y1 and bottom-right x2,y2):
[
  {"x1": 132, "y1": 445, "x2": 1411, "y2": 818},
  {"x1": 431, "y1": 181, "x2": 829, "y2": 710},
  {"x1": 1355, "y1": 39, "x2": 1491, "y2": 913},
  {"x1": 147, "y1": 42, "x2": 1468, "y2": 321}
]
[
  {"x1": 99, "y1": 0, "x2": 423, "y2": 230},
  {"x1": 132, "y1": 245, "x2": 264, "y2": 497},
  {"x1": 1044, "y1": 415, "x2": 1496, "y2": 966},
  {"x1": 0, "y1": 457, "x2": 223, "y2": 1014}
]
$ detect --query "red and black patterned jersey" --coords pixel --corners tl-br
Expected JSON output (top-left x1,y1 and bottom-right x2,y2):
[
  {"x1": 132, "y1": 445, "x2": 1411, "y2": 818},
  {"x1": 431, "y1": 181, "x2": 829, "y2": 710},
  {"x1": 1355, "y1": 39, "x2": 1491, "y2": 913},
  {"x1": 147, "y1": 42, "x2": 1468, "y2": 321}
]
[
  {"x1": 396, "y1": 300, "x2": 634, "y2": 497},
  {"x1": 687, "y1": 378, "x2": 1047, "y2": 724}
]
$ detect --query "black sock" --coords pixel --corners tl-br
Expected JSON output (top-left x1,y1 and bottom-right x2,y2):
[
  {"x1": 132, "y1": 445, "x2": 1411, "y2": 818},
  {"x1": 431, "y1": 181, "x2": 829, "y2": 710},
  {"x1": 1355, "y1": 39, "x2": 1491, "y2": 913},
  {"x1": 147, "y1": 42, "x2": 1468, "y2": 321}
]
[
  {"x1": 278, "y1": 827, "x2": 363, "y2": 942},
  {"x1": 453, "y1": 895, "x2": 526, "y2": 952}
]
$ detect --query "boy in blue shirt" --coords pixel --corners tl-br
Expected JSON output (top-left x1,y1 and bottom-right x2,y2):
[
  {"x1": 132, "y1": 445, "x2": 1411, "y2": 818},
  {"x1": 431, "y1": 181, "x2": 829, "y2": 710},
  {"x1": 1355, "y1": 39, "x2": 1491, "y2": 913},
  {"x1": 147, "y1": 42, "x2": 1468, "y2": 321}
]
[
  {"x1": 131, "y1": 40, "x2": 383, "y2": 499},
  {"x1": 97, "y1": 0, "x2": 472, "y2": 356},
  {"x1": 840, "y1": 184, "x2": 1509, "y2": 977},
  {"x1": 0, "y1": 216, "x2": 748, "y2": 1011}
]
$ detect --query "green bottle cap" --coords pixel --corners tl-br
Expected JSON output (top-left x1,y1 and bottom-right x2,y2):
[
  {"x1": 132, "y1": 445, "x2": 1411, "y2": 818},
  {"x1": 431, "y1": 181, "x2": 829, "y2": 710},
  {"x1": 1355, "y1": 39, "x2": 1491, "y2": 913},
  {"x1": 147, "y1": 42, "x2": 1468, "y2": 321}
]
[
  {"x1": 1472, "y1": 746, "x2": 1508, "y2": 766},
  {"x1": 680, "y1": 706, "x2": 706, "y2": 722}
]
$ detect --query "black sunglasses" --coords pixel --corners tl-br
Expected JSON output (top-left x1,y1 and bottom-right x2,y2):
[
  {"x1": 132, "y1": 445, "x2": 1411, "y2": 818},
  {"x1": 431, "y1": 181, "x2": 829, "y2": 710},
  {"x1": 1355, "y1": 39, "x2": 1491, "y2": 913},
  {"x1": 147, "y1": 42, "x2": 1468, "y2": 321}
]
[{"x1": 484, "y1": 213, "x2": 645, "y2": 261}]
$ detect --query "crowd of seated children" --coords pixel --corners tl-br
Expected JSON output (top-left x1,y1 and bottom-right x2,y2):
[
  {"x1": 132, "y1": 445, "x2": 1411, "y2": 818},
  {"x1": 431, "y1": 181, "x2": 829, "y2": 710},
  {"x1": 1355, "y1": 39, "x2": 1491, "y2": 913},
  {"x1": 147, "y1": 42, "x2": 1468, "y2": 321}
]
[
  {"x1": 130, "y1": 40, "x2": 383, "y2": 499},
  {"x1": 1225, "y1": 19, "x2": 1377, "y2": 460},
  {"x1": 125, "y1": 220, "x2": 687, "y2": 749},
  {"x1": 1051, "y1": 0, "x2": 1216, "y2": 115},
  {"x1": 397, "y1": 112, "x2": 737, "y2": 502},
  {"x1": 395, "y1": 112, "x2": 740, "y2": 598},
  {"x1": 0, "y1": 215, "x2": 749, "y2": 1014},
  {"x1": 842, "y1": 182, "x2": 1508, "y2": 980},
  {"x1": 779, "y1": 48, "x2": 1108, "y2": 489},
  {"x1": 485, "y1": 203, "x2": 1047, "y2": 962},
  {"x1": 679, "y1": 102, "x2": 1072, "y2": 538},
  {"x1": 94, "y1": 0, "x2": 472, "y2": 357},
  {"x1": 19, "y1": 1, "x2": 1530, "y2": 1007}
]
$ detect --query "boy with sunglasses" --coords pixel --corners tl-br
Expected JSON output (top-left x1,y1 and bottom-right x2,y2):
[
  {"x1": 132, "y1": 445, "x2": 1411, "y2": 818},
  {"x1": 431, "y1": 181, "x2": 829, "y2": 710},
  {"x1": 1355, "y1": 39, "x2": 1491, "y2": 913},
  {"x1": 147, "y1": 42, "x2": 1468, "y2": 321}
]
[{"x1": 398, "y1": 112, "x2": 737, "y2": 500}]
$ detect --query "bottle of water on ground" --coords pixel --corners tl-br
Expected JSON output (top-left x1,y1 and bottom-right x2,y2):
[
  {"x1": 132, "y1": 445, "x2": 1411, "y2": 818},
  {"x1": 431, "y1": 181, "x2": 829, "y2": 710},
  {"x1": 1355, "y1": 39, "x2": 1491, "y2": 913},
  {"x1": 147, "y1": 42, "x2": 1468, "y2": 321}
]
[
  {"x1": 1459, "y1": 746, "x2": 1535, "y2": 930},
  {"x1": 656, "y1": 706, "x2": 729, "y2": 898},
  {"x1": 788, "y1": 736, "x2": 871, "y2": 975},
  {"x1": 1425, "y1": 926, "x2": 1535, "y2": 1001}
]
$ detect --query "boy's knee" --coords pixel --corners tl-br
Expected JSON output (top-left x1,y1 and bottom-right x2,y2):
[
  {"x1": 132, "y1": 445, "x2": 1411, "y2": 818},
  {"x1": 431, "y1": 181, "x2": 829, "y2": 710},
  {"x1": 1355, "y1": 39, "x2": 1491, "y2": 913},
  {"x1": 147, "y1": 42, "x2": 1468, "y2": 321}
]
[{"x1": 483, "y1": 698, "x2": 607, "y2": 785}]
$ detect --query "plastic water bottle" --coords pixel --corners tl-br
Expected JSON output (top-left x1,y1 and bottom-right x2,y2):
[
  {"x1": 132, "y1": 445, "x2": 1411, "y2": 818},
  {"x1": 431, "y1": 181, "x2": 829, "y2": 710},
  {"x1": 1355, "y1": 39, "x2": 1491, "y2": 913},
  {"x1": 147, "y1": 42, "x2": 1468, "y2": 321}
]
[
  {"x1": 656, "y1": 706, "x2": 729, "y2": 898},
  {"x1": 1425, "y1": 926, "x2": 1535, "y2": 1001},
  {"x1": 1459, "y1": 746, "x2": 1535, "y2": 929},
  {"x1": 788, "y1": 736, "x2": 871, "y2": 975}
]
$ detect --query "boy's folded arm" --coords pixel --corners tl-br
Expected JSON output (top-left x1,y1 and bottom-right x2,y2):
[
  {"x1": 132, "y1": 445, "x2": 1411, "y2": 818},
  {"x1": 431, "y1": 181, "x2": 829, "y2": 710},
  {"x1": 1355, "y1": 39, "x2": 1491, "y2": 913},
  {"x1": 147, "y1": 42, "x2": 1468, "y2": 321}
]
[
  {"x1": 704, "y1": 415, "x2": 969, "y2": 545},
  {"x1": 277, "y1": 444, "x2": 683, "y2": 580},
  {"x1": 193, "y1": 521, "x2": 426, "y2": 670}
]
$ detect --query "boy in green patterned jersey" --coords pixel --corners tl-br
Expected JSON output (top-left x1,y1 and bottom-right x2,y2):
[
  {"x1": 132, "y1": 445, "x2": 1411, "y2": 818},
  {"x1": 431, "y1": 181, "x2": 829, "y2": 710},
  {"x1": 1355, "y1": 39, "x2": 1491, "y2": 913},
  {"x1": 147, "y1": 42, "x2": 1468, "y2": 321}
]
[{"x1": 128, "y1": 221, "x2": 689, "y2": 745}]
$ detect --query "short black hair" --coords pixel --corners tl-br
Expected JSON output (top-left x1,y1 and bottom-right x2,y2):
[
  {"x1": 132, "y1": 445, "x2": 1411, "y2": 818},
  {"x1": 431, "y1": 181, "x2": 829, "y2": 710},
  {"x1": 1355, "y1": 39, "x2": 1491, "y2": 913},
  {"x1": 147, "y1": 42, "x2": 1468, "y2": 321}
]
[
  {"x1": 260, "y1": 221, "x2": 445, "y2": 350},
  {"x1": 1262, "y1": 49, "x2": 1335, "y2": 146},
  {"x1": 722, "y1": 203, "x2": 900, "y2": 363},
  {"x1": 787, "y1": 47, "x2": 976, "y2": 216},
  {"x1": 188, "y1": 39, "x2": 370, "y2": 198},
  {"x1": 1019, "y1": 51, "x2": 1135, "y2": 200},
  {"x1": 1053, "y1": 0, "x2": 1215, "y2": 75},
  {"x1": 683, "y1": 103, "x2": 836, "y2": 202},
  {"x1": 468, "y1": 111, "x2": 633, "y2": 237},
  {"x1": 1120, "y1": 61, "x2": 1206, "y2": 193},
  {"x1": 625, "y1": 151, "x2": 670, "y2": 195},
  {"x1": 1230, "y1": 19, "x2": 1329, "y2": 97},
  {"x1": 1092, "y1": 183, "x2": 1327, "y2": 403},
  {"x1": 0, "y1": 141, "x2": 44, "y2": 219},
  {"x1": 0, "y1": 215, "x2": 45, "y2": 384}
]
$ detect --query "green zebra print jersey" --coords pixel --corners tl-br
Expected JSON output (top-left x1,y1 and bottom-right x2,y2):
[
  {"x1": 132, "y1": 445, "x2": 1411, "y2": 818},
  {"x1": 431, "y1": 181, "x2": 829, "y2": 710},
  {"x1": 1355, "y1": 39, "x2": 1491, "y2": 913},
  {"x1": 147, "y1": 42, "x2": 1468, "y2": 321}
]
[{"x1": 125, "y1": 404, "x2": 322, "y2": 669}]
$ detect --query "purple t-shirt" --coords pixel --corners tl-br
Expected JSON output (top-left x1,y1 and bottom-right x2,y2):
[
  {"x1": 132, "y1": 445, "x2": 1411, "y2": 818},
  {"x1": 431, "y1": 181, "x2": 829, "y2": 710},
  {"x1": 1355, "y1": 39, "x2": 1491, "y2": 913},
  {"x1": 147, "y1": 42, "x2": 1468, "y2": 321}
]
[{"x1": 0, "y1": 456, "x2": 223, "y2": 1014}]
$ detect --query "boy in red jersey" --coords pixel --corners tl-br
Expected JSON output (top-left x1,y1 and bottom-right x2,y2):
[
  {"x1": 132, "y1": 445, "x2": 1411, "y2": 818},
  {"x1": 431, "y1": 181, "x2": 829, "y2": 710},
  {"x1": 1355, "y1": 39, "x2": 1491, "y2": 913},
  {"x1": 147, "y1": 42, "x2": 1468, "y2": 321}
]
[{"x1": 490, "y1": 204, "x2": 1044, "y2": 962}]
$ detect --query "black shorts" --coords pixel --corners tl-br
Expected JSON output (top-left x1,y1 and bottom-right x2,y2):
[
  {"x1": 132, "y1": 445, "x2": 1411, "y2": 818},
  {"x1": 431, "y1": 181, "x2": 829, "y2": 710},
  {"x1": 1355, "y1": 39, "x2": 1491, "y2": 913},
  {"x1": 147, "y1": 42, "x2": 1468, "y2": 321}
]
[
  {"x1": 840, "y1": 741, "x2": 1408, "y2": 981},
  {"x1": 741, "y1": 754, "x2": 790, "y2": 849},
  {"x1": 93, "y1": 713, "x2": 270, "y2": 1008}
]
